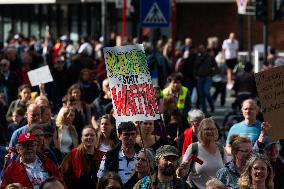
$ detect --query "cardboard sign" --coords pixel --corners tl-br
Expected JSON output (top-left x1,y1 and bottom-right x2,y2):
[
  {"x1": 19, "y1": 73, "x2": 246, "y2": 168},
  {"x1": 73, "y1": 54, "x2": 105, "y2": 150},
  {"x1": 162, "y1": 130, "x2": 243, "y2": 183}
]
[
  {"x1": 255, "y1": 65, "x2": 284, "y2": 141},
  {"x1": 103, "y1": 44, "x2": 160, "y2": 123},
  {"x1": 27, "y1": 65, "x2": 53, "y2": 87}
]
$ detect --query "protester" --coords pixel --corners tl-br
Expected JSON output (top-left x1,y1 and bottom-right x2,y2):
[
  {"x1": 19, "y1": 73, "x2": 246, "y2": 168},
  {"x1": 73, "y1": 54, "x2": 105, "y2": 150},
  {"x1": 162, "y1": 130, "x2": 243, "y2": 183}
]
[
  {"x1": 194, "y1": 44, "x2": 217, "y2": 115},
  {"x1": 91, "y1": 78, "x2": 112, "y2": 119},
  {"x1": 177, "y1": 118, "x2": 226, "y2": 188},
  {"x1": 136, "y1": 120, "x2": 165, "y2": 152},
  {"x1": 1, "y1": 132, "x2": 62, "y2": 188},
  {"x1": 134, "y1": 145, "x2": 190, "y2": 189},
  {"x1": 6, "y1": 84, "x2": 31, "y2": 122},
  {"x1": 9, "y1": 103, "x2": 41, "y2": 147},
  {"x1": 123, "y1": 148, "x2": 155, "y2": 188},
  {"x1": 67, "y1": 84, "x2": 91, "y2": 138},
  {"x1": 54, "y1": 106, "x2": 78, "y2": 157},
  {"x1": 97, "y1": 121, "x2": 141, "y2": 184},
  {"x1": 226, "y1": 99, "x2": 270, "y2": 155},
  {"x1": 264, "y1": 141, "x2": 284, "y2": 189},
  {"x1": 239, "y1": 153, "x2": 274, "y2": 189},
  {"x1": 7, "y1": 107, "x2": 25, "y2": 140},
  {"x1": 217, "y1": 135, "x2": 252, "y2": 188},
  {"x1": 222, "y1": 32, "x2": 239, "y2": 89},
  {"x1": 96, "y1": 114, "x2": 119, "y2": 161},
  {"x1": 162, "y1": 72, "x2": 191, "y2": 116},
  {"x1": 60, "y1": 126, "x2": 99, "y2": 189},
  {"x1": 178, "y1": 109, "x2": 205, "y2": 155}
]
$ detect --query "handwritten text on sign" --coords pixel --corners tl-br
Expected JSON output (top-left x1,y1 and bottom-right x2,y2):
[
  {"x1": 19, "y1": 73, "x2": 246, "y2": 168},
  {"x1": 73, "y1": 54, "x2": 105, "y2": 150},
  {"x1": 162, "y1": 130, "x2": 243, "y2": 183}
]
[
  {"x1": 255, "y1": 66, "x2": 284, "y2": 140},
  {"x1": 103, "y1": 44, "x2": 160, "y2": 123}
]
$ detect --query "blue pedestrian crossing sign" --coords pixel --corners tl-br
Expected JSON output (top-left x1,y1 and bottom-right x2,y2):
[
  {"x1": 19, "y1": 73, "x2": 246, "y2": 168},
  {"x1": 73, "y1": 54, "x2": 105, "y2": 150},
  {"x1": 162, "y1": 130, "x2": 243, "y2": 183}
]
[{"x1": 140, "y1": 0, "x2": 170, "y2": 28}]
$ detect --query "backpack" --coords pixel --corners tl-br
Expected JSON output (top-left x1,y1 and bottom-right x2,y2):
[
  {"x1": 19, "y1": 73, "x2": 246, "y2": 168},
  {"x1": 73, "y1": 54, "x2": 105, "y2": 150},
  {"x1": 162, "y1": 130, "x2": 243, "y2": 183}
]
[{"x1": 183, "y1": 142, "x2": 225, "y2": 187}]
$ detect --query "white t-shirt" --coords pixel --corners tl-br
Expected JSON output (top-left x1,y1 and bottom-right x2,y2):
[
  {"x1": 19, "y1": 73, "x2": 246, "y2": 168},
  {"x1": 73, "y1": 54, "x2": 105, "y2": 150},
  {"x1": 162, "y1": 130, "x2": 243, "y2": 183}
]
[
  {"x1": 99, "y1": 143, "x2": 111, "y2": 153},
  {"x1": 183, "y1": 142, "x2": 226, "y2": 189},
  {"x1": 60, "y1": 125, "x2": 73, "y2": 154},
  {"x1": 21, "y1": 157, "x2": 49, "y2": 189},
  {"x1": 222, "y1": 39, "x2": 239, "y2": 60}
]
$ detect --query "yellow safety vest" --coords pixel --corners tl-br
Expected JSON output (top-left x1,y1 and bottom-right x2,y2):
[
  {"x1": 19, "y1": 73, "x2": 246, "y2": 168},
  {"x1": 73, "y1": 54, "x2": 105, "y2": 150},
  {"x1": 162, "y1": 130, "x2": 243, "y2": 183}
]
[{"x1": 162, "y1": 86, "x2": 188, "y2": 110}]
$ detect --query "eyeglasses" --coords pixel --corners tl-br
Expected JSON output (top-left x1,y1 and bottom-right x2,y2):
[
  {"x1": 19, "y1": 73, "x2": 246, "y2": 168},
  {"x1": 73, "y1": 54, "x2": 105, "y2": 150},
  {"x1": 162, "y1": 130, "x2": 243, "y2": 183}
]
[
  {"x1": 204, "y1": 128, "x2": 216, "y2": 132},
  {"x1": 18, "y1": 142, "x2": 37, "y2": 148},
  {"x1": 121, "y1": 132, "x2": 136, "y2": 138},
  {"x1": 238, "y1": 149, "x2": 252, "y2": 154},
  {"x1": 137, "y1": 157, "x2": 148, "y2": 162}
]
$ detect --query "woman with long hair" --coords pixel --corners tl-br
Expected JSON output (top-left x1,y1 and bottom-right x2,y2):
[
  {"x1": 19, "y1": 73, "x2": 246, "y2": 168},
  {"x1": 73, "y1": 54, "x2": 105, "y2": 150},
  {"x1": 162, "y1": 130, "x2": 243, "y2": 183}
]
[
  {"x1": 239, "y1": 153, "x2": 274, "y2": 189},
  {"x1": 177, "y1": 118, "x2": 226, "y2": 188},
  {"x1": 54, "y1": 106, "x2": 78, "y2": 157},
  {"x1": 60, "y1": 126, "x2": 100, "y2": 189},
  {"x1": 96, "y1": 114, "x2": 119, "y2": 161},
  {"x1": 136, "y1": 120, "x2": 165, "y2": 152},
  {"x1": 67, "y1": 84, "x2": 91, "y2": 138},
  {"x1": 128, "y1": 148, "x2": 155, "y2": 189}
]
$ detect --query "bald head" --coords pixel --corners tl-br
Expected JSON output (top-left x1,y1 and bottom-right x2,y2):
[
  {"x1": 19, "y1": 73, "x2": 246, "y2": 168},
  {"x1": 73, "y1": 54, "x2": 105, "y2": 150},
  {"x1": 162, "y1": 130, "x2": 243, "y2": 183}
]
[{"x1": 26, "y1": 103, "x2": 41, "y2": 126}]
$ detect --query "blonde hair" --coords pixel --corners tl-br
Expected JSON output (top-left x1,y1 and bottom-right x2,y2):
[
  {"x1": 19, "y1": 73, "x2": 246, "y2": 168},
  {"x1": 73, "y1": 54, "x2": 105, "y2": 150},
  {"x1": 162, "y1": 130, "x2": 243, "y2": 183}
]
[
  {"x1": 239, "y1": 153, "x2": 274, "y2": 189},
  {"x1": 56, "y1": 106, "x2": 75, "y2": 126},
  {"x1": 197, "y1": 118, "x2": 218, "y2": 144},
  {"x1": 205, "y1": 178, "x2": 226, "y2": 189}
]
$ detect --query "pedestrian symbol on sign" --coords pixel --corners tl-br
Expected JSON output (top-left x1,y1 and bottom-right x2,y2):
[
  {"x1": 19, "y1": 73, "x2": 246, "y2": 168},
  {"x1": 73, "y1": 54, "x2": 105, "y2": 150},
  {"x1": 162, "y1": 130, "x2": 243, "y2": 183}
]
[{"x1": 143, "y1": 3, "x2": 167, "y2": 24}]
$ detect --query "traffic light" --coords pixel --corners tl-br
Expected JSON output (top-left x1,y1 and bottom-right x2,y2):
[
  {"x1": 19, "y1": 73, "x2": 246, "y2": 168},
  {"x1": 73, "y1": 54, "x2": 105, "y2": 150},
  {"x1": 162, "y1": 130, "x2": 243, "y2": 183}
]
[
  {"x1": 272, "y1": 0, "x2": 284, "y2": 21},
  {"x1": 255, "y1": 0, "x2": 268, "y2": 22}
]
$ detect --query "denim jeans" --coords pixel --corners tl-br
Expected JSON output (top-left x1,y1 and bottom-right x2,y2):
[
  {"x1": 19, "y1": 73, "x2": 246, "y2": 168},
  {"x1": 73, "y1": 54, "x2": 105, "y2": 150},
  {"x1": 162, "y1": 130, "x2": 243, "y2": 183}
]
[{"x1": 197, "y1": 76, "x2": 214, "y2": 114}]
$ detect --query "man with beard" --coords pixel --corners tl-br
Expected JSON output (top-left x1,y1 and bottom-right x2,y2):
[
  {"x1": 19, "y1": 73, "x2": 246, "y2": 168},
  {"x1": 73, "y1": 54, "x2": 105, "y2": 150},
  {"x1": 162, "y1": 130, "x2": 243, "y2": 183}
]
[{"x1": 134, "y1": 145, "x2": 190, "y2": 189}]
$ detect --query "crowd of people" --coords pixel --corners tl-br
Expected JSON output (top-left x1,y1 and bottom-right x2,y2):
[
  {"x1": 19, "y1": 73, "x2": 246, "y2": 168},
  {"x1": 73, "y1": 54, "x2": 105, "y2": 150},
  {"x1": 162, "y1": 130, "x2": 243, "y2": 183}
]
[{"x1": 0, "y1": 30, "x2": 283, "y2": 189}]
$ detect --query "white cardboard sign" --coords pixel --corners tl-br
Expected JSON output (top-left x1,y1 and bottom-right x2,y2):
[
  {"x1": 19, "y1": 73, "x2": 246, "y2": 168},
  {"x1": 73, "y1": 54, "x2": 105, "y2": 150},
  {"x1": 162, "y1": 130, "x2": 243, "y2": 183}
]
[{"x1": 27, "y1": 65, "x2": 53, "y2": 86}]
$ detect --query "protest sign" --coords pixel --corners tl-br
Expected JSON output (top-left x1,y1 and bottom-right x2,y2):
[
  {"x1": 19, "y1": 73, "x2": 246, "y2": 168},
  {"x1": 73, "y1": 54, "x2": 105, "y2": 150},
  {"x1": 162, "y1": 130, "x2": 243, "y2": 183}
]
[
  {"x1": 255, "y1": 65, "x2": 284, "y2": 141},
  {"x1": 103, "y1": 44, "x2": 160, "y2": 123},
  {"x1": 27, "y1": 65, "x2": 53, "y2": 87}
]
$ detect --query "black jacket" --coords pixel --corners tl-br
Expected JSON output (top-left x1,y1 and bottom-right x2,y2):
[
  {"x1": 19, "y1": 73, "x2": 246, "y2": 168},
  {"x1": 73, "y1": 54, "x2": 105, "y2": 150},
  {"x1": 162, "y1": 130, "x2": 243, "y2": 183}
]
[{"x1": 104, "y1": 143, "x2": 141, "y2": 173}]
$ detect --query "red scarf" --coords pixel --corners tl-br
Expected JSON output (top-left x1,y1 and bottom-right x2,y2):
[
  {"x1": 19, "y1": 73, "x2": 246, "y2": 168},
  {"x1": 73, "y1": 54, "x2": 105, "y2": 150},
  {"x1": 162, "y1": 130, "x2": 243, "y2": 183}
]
[{"x1": 71, "y1": 148, "x2": 82, "y2": 178}]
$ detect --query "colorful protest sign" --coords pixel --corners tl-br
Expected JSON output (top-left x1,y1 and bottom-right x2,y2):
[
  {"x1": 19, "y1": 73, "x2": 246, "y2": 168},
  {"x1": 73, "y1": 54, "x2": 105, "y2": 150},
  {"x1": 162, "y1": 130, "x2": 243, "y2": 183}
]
[
  {"x1": 103, "y1": 44, "x2": 160, "y2": 123},
  {"x1": 255, "y1": 65, "x2": 284, "y2": 141}
]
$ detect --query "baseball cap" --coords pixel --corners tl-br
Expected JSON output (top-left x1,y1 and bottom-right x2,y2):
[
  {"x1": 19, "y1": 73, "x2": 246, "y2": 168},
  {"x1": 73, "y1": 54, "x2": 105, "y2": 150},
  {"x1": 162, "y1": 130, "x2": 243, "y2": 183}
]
[
  {"x1": 156, "y1": 145, "x2": 179, "y2": 159},
  {"x1": 18, "y1": 132, "x2": 36, "y2": 143},
  {"x1": 264, "y1": 141, "x2": 280, "y2": 150}
]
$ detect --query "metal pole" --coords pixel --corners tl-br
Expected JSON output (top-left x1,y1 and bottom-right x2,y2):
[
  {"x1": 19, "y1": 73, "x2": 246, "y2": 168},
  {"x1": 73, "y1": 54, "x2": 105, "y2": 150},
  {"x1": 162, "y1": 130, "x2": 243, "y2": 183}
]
[
  {"x1": 122, "y1": 0, "x2": 127, "y2": 42},
  {"x1": 101, "y1": 0, "x2": 107, "y2": 46},
  {"x1": 248, "y1": 13, "x2": 252, "y2": 63},
  {"x1": 171, "y1": 0, "x2": 177, "y2": 71},
  {"x1": 263, "y1": 21, "x2": 268, "y2": 65}
]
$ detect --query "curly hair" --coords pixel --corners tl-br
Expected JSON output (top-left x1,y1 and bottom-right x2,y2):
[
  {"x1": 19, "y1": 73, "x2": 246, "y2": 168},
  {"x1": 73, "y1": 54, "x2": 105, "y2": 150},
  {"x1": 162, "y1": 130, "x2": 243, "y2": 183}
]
[{"x1": 239, "y1": 153, "x2": 274, "y2": 189}]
